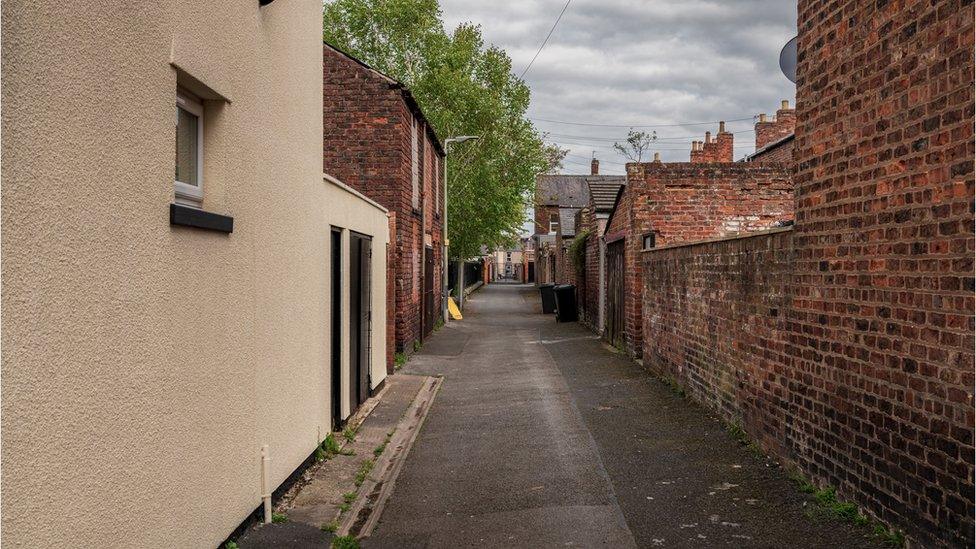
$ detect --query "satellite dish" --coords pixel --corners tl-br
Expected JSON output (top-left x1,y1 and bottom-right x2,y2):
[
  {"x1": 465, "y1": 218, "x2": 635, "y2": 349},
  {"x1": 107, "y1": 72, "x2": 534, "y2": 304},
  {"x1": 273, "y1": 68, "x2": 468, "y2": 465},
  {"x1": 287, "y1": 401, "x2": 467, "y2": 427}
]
[{"x1": 780, "y1": 36, "x2": 798, "y2": 83}]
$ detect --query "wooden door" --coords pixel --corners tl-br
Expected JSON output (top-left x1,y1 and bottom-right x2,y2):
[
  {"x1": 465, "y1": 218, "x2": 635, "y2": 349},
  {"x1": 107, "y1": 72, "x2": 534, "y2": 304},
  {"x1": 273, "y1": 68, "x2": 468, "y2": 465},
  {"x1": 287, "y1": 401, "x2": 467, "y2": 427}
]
[{"x1": 606, "y1": 240, "x2": 625, "y2": 348}]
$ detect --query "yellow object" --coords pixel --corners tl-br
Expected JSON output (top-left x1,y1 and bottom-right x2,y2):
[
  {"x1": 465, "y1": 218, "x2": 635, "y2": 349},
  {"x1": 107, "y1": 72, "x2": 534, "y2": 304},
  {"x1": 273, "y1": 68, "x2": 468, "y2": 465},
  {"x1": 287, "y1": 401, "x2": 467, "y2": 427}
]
[{"x1": 448, "y1": 297, "x2": 463, "y2": 320}]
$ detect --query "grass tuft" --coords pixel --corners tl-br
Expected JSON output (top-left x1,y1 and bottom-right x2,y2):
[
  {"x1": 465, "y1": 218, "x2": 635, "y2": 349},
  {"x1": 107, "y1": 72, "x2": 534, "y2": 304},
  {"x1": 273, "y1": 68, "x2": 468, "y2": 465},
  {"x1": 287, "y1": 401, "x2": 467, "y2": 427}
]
[
  {"x1": 354, "y1": 459, "x2": 375, "y2": 487},
  {"x1": 660, "y1": 376, "x2": 686, "y2": 398},
  {"x1": 342, "y1": 425, "x2": 359, "y2": 443},
  {"x1": 331, "y1": 535, "x2": 360, "y2": 549},
  {"x1": 271, "y1": 512, "x2": 288, "y2": 524},
  {"x1": 394, "y1": 352, "x2": 407, "y2": 370},
  {"x1": 321, "y1": 521, "x2": 339, "y2": 533},
  {"x1": 224, "y1": 542, "x2": 239, "y2": 549}
]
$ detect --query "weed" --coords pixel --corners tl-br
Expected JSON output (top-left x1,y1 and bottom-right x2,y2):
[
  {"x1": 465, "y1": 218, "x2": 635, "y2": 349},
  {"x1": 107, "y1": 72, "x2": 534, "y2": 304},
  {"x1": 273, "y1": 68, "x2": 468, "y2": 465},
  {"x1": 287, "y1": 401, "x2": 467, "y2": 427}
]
[
  {"x1": 434, "y1": 317, "x2": 444, "y2": 331},
  {"x1": 373, "y1": 435, "x2": 390, "y2": 457},
  {"x1": 394, "y1": 351, "x2": 407, "y2": 369},
  {"x1": 354, "y1": 459, "x2": 375, "y2": 486},
  {"x1": 872, "y1": 525, "x2": 906, "y2": 547},
  {"x1": 314, "y1": 446, "x2": 326, "y2": 462},
  {"x1": 412, "y1": 340, "x2": 422, "y2": 353},
  {"x1": 322, "y1": 434, "x2": 342, "y2": 455},
  {"x1": 342, "y1": 425, "x2": 358, "y2": 443},
  {"x1": 343, "y1": 492, "x2": 357, "y2": 503},
  {"x1": 271, "y1": 512, "x2": 288, "y2": 524},
  {"x1": 321, "y1": 521, "x2": 339, "y2": 533},
  {"x1": 725, "y1": 421, "x2": 748, "y2": 444},
  {"x1": 331, "y1": 535, "x2": 360, "y2": 549},
  {"x1": 660, "y1": 376, "x2": 686, "y2": 398},
  {"x1": 224, "y1": 542, "x2": 239, "y2": 549},
  {"x1": 338, "y1": 502, "x2": 351, "y2": 513}
]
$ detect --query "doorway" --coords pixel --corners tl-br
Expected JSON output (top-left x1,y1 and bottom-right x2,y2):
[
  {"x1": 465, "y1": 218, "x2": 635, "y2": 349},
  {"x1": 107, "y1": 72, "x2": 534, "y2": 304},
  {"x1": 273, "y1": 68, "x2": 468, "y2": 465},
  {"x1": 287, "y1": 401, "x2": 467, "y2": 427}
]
[
  {"x1": 606, "y1": 239, "x2": 625, "y2": 348},
  {"x1": 330, "y1": 229, "x2": 342, "y2": 430},
  {"x1": 348, "y1": 233, "x2": 373, "y2": 414}
]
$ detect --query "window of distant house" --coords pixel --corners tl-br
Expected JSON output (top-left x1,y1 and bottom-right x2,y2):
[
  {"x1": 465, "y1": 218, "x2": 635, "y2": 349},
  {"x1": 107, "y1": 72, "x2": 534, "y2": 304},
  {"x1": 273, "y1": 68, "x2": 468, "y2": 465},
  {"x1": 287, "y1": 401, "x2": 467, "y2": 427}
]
[
  {"x1": 642, "y1": 232, "x2": 656, "y2": 250},
  {"x1": 549, "y1": 213, "x2": 558, "y2": 234},
  {"x1": 411, "y1": 118, "x2": 420, "y2": 210},
  {"x1": 175, "y1": 90, "x2": 204, "y2": 206}
]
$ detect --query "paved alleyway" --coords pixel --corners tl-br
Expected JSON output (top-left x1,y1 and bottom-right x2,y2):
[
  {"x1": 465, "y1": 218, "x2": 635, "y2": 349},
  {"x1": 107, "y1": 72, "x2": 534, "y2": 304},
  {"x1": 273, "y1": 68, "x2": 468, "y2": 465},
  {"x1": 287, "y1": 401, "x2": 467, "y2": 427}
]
[{"x1": 365, "y1": 283, "x2": 881, "y2": 548}]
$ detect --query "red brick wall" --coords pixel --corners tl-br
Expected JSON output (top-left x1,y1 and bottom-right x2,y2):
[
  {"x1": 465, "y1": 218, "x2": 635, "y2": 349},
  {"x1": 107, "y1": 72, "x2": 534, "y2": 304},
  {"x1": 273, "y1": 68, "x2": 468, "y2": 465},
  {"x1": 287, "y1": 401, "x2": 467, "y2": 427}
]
[
  {"x1": 789, "y1": 0, "x2": 974, "y2": 543},
  {"x1": 643, "y1": 228, "x2": 795, "y2": 449},
  {"x1": 640, "y1": 1, "x2": 974, "y2": 544},
  {"x1": 606, "y1": 163, "x2": 794, "y2": 356},
  {"x1": 750, "y1": 138, "x2": 794, "y2": 163},
  {"x1": 323, "y1": 45, "x2": 444, "y2": 354},
  {"x1": 385, "y1": 212, "x2": 397, "y2": 373},
  {"x1": 689, "y1": 124, "x2": 734, "y2": 163}
]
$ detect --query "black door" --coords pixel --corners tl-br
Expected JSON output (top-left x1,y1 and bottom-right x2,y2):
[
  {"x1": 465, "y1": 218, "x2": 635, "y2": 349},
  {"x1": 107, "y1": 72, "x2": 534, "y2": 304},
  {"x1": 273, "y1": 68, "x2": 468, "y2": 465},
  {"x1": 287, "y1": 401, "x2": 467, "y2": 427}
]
[
  {"x1": 331, "y1": 229, "x2": 342, "y2": 429},
  {"x1": 423, "y1": 246, "x2": 435, "y2": 338},
  {"x1": 528, "y1": 261, "x2": 535, "y2": 283},
  {"x1": 606, "y1": 240, "x2": 625, "y2": 348},
  {"x1": 349, "y1": 233, "x2": 372, "y2": 412}
]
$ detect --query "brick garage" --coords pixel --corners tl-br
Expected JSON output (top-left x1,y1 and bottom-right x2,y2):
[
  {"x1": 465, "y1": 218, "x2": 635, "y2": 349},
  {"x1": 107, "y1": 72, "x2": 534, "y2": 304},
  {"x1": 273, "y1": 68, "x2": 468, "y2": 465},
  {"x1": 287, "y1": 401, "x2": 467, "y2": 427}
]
[
  {"x1": 641, "y1": 0, "x2": 975, "y2": 544},
  {"x1": 604, "y1": 160, "x2": 793, "y2": 356},
  {"x1": 323, "y1": 44, "x2": 445, "y2": 358}
]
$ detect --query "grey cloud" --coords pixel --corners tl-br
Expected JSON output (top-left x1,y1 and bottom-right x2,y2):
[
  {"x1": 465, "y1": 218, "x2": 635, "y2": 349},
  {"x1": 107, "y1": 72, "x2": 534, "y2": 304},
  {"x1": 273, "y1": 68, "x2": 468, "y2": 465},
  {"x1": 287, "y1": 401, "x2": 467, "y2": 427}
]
[{"x1": 441, "y1": 0, "x2": 797, "y2": 172}]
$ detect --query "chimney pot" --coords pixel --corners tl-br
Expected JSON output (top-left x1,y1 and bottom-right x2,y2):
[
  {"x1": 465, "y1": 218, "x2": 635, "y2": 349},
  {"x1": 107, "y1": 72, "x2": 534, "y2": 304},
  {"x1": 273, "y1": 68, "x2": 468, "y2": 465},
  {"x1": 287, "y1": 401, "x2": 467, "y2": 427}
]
[
  {"x1": 781, "y1": 99, "x2": 790, "y2": 109},
  {"x1": 759, "y1": 113, "x2": 767, "y2": 123},
  {"x1": 705, "y1": 131, "x2": 712, "y2": 143},
  {"x1": 719, "y1": 121, "x2": 726, "y2": 133},
  {"x1": 590, "y1": 158, "x2": 599, "y2": 175},
  {"x1": 653, "y1": 152, "x2": 661, "y2": 162}
]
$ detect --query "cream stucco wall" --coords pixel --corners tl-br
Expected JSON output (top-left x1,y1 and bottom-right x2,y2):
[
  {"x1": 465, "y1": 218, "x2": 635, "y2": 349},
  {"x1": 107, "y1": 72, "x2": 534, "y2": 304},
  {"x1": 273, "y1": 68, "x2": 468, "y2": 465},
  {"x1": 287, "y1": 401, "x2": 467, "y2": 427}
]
[{"x1": 1, "y1": 1, "x2": 386, "y2": 547}]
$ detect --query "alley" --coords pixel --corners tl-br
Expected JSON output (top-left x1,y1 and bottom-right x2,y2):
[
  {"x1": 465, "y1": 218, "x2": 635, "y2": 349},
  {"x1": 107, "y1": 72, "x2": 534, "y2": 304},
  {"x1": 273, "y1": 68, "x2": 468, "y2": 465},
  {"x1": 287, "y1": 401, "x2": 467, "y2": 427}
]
[{"x1": 364, "y1": 283, "x2": 880, "y2": 548}]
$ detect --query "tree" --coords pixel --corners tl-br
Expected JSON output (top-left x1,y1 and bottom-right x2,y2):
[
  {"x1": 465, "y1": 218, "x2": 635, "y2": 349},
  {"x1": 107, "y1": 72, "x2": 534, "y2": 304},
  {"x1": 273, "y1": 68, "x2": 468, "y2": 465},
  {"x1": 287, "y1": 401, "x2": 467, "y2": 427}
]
[
  {"x1": 323, "y1": 0, "x2": 551, "y2": 261},
  {"x1": 542, "y1": 141, "x2": 569, "y2": 174},
  {"x1": 613, "y1": 129, "x2": 657, "y2": 162}
]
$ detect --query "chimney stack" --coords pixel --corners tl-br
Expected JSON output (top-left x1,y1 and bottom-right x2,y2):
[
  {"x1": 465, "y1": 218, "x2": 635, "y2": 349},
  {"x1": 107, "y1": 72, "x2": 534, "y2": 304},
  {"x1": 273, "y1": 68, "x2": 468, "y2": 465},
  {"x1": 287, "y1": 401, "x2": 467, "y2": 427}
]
[
  {"x1": 653, "y1": 152, "x2": 661, "y2": 163},
  {"x1": 591, "y1": 158, "x2": 599, "y2": 175},
  {"x1": 755, "y1": 100, "x2": 796, "y2": 149}
]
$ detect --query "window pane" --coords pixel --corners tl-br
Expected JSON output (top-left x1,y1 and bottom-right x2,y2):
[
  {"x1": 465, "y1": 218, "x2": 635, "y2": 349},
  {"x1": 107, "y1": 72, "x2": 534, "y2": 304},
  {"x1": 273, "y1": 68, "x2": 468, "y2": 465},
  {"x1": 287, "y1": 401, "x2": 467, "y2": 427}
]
[{"x1": 176, "y1": 106, "x2": 198, "y2": 186}]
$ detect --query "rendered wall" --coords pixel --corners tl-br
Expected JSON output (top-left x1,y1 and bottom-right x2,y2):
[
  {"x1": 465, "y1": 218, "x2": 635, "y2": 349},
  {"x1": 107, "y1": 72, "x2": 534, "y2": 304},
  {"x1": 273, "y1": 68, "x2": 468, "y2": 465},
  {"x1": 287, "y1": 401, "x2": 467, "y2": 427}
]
[{"x1": 2, "y1": 1, "x2": 386, "y2": 546}]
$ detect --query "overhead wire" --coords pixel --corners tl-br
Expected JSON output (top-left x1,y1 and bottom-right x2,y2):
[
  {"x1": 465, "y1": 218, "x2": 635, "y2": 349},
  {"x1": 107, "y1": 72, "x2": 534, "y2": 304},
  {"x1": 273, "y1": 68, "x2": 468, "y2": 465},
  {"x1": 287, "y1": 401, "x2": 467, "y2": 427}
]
[{"x1": 519, "y1": 0, "x2": 572, "y2": 80}]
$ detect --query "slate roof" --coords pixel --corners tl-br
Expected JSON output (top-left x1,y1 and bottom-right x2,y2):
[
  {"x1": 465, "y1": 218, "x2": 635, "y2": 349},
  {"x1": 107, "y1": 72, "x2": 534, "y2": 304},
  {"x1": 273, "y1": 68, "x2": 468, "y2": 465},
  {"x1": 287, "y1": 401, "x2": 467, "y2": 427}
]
[
  {"x1": 535, "y1": 175, "x2": 591, "y2": 207},
  {"x1": 743, "y1": 133, "x2": 794, "y2": 162}
]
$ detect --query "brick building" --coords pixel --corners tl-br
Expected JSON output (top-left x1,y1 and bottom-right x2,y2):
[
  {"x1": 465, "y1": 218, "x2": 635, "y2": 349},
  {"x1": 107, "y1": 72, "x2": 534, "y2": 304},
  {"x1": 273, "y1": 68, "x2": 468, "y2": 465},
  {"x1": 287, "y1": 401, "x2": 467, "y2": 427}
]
[
  {"x1": 533, "y1": 173, "x2": 589, "y2": 284},
  {"x1": 578, "y1": 175, "x2": 626, "y2": 331},
  {"x1": 745, "y1": 100, "x2": 796, "y2": 163},
  {"x1": 601, "y1": 142, "x2": 793, "y2": 356},
  {"x1": 323, "y1": 43, "x2": 446, "y2": 363},
  {"x1": 642, "y1": 0, "x2": 974, "y2": 545}
]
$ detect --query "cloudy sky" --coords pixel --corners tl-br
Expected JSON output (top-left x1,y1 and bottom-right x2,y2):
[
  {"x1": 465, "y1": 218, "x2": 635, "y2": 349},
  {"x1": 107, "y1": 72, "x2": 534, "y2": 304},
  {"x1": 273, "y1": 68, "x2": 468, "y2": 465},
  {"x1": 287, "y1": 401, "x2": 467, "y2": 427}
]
[{"x1": 440, "y1": 0, "x2": 797, "y2": 175}]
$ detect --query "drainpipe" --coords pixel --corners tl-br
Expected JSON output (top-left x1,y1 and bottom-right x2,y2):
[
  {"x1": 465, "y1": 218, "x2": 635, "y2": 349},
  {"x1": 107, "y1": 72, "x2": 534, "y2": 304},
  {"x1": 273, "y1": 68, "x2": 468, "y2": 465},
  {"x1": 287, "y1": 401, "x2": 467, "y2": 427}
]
[{"x1": 261, "y1": 445, "x2": 272, "y2": 523}]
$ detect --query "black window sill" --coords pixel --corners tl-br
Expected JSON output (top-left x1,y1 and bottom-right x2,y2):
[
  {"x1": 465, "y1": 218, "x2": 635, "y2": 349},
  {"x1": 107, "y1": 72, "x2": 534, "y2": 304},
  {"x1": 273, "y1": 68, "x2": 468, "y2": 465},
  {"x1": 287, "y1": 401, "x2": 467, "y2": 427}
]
[{"x1": 170, "y1": 203, "x2": 233, "y2": 233}]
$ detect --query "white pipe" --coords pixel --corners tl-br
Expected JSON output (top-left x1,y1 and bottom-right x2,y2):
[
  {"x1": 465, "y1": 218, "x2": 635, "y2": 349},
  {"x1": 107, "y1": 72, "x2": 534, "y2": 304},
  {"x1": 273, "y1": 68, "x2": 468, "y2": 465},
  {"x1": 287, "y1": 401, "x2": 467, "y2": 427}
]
[{"x1": 261, "y1": 445, "x2": 271, "y2": 524}]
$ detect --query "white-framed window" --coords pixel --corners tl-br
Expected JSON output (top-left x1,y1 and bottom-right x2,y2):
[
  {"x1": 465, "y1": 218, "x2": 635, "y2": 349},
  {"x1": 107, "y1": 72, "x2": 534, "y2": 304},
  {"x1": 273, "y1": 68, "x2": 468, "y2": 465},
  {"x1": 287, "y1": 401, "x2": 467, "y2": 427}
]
[
  {"x1": 411, "y1": 118, "x2": 419, "y2": 209},
  {"x1": 549, "y1": 213, "x2": 559, "y2": 234},
  {"x1": 175, "y1": 90, "x2": 204, "y2": 206}
]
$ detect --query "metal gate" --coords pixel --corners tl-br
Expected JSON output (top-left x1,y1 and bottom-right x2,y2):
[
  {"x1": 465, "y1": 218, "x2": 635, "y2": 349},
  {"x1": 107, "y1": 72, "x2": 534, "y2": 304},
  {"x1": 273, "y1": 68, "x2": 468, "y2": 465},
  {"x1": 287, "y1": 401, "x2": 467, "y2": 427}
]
[{"x1": 605, "y1": 240, "x2": 625, "y2": 348}]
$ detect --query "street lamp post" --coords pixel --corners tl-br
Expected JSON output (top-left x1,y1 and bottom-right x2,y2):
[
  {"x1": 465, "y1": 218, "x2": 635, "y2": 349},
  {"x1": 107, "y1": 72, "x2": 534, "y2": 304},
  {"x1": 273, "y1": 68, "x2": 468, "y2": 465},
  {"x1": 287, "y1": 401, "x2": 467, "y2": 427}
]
[{"x1": 442, "y1": 135, "x2": 479, "y2": 322}]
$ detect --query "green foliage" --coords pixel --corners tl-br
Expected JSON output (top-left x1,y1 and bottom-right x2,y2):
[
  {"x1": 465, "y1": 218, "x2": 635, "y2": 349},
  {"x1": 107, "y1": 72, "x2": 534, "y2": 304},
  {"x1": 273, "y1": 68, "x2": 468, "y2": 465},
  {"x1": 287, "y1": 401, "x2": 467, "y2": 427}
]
[
  {"x1": 324, "y1": 0, "x2": 554, "y2": 259},
  {"x1": 338, "y1": 502, "x2": 351, "y2": 513},
  {"x1": 331, "y1": 535, "x2": 361, "y2": 549},
  {"x1": 271, "y1": 512, "x2": 288, "y2": 524},
  {"x1": 224, "y1": 542, "x2": 239, "y2": 549},
  {"x1": 342, "y1": 425, "x2": 359, "y2": 443},
  {"x1": 321, "y1": 521, "x2": 340, "y2": 532},
  {"x1": 413, "y1": 340, "x2": 422, "y2": 353},
  {"x1": 343, "y1": 492, "x2": 357, "y2": 503},
  {"x1": 434, "y1": 317, "x2": 444, "y2": 331},
  {"x1": 569, "y1": 230, "x2": 590, "y2": 274},
  {"x1": 659, "y1": 376, "x2": 686, "y2": 398},
  {"x1": 394, "y1": 351, "x2": 408, "y2": 369}
]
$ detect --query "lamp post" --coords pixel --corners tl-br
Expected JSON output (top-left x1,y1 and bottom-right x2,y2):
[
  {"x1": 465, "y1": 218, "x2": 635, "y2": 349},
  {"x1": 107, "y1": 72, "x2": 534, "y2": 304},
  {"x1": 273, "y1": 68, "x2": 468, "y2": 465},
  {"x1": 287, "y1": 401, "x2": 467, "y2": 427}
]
[{"x1": 442, "y1": 135, "x2": 479, "y2": 322}]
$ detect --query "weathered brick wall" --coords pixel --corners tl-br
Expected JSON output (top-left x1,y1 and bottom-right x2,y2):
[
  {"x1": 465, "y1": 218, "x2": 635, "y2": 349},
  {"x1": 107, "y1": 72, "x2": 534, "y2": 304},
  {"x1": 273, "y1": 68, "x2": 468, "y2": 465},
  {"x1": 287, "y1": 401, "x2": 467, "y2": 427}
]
[
  {"x1": 580, "y1": 206, "x2": 601, "y2": 327},
  {"x1": 640, "y1": 1, "x2": 974, "y2": 544},
  {"x1": 789, "y1": 0, "x2": 975, "y2": 543},
  {"x1": 643, "y1": 228, "x2": 795, "y2": 452},
  {"x1": 323, "y1": 45, "x2": 444, "y2": 354},
  {"x1": 385, "y1": 212, "x2": 397, "y2": 373},
  {"x1": 607, "y1": 162, "x2": 794, "y2": 356}
]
